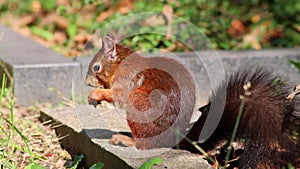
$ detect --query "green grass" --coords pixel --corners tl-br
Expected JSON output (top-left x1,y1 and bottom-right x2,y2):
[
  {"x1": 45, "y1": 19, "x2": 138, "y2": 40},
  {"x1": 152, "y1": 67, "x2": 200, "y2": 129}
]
[
  {"x1": 224, "y1": 82, "x2": 249, "y2": 168},
  {"x1": 0, "y1": 72, "x2": 104, "y2": 168},
  {"x1": 0, "y1": 74, "x2": 46, "y2": 169}
]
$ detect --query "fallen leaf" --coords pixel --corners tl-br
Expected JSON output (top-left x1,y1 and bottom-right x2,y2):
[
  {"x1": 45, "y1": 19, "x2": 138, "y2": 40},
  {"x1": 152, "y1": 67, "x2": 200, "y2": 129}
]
[
  {"x1": 96, "y1": 10, "x2": 113, "y2": 22},
  {"x1": 18, "y1": 15, "x2": 37, "y2": 26},
  {"x1": 142, "y1": 14, "x2": 166, "y2": 26},
  {"x1": 55, "y1": 159, "x2": 67, "y2": 168},
  {"x1": 251, "y1": 14, "x2": 261, "y2": 23},
  {"x1": 227, "y1": 19, "x2": 247, "y2": 38},
  {"x1": 53, "y1": 31, "x2": 67, "y2": 44},
  {"x1": 212, "y1": 156, "x2": 219, "y2": 169},
  {"x1": 74, "y1": 33, "x2": 92, "y2": 45},
  {"x1": 40, "y1": 13, "x2": 69, "y2": 29},
  {"x1": 116, "y1": 0, "x2": 133, "y2": 14},
  {"x1": 243, "y1": 25, "x2": 262, "y2": 49},
  {"x1": 56, "y1": 0, "x2": 70, "y2": 6},
  {"x1": 262, "y1": 25, "x2": 284, "y2": 43},
  {"x1": 31, "y1": 0, "x2": 42, "y2": 13}
]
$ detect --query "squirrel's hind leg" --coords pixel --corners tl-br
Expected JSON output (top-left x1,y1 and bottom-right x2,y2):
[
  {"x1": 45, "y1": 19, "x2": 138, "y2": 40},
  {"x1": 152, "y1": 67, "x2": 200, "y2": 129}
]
[{"x1": 109, "y1": 134, "x2": 136, "y2": 147}]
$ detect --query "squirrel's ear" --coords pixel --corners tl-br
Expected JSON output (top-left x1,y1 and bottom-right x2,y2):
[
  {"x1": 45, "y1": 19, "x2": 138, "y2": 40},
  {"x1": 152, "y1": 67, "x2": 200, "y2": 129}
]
[
  {"x1": 102, "y1": 35, "x2": 119, "y2": 61},
  {"x1": 102, "y1": 35, "x2": 118, "y2": 53}
]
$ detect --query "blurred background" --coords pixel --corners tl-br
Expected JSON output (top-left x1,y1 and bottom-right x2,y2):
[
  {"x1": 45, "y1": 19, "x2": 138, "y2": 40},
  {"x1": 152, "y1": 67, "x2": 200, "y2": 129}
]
[{"x1": 0, "y1": 0, "x2": 299, "y2": 57}]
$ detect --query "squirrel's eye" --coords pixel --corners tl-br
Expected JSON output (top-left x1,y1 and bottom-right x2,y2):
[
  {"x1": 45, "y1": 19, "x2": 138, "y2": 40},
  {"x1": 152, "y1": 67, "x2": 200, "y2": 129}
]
[{"x1": 93, "y1": 63, "x2": 101, "y2": 73}]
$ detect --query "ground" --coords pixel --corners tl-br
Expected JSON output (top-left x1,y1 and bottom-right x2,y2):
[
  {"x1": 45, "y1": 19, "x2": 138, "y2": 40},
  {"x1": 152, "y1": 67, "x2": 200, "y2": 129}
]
[{"x1": 0, "y1": 97, "x2": 70, "y2": 168}]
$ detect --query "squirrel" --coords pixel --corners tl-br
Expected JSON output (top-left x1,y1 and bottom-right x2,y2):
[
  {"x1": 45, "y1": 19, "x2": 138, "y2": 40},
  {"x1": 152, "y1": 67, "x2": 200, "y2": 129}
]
[
  {"x1": 85, "y1": 35, "x2": 300, "y2": 168},
  {"x1": 85, "y1": 35, "x2": 196, "y2": 149}
]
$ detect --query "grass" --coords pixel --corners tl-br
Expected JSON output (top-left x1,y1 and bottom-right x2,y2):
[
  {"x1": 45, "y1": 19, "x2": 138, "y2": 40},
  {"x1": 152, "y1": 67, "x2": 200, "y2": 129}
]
[
  {"x1": 0, "y1": 74, "x2": 69, "y2": 168},
  {"x1": 224, "y1": 82, "x2": 250, "y2": 168},
  {"x1": 0, "y1": 74, "x2": 40, "y2": 168},
  {"x1": 0, "y1": 72, "x2": 106, "y2": 168}
]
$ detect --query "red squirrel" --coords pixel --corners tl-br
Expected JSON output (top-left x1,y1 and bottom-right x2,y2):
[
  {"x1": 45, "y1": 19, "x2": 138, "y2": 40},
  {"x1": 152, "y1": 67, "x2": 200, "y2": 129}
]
[
  {"x1": 85, "y1": 35, "x2": 300, "y2": 168},
  {"x1": 85, "y1": 35, "x2": 196, "y2": 149}
]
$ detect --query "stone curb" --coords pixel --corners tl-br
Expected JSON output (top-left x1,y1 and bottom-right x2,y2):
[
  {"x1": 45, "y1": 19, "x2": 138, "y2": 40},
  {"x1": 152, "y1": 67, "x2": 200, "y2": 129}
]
[
  {"x1": 0, "y1": 24, "x2": 78, "y2": 106},
  {"x1": 1, "y1": 23, "x2": 300, "y2": 106},
  {"x1": 40, "y1": 106, "x2": 212, "y2": 169}
]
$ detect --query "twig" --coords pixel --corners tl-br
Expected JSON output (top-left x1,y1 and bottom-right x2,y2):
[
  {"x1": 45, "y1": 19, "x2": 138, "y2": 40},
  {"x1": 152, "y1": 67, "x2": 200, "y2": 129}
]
[{"x1": 224, "y1": 82, "x2": 251, "y2": 168}]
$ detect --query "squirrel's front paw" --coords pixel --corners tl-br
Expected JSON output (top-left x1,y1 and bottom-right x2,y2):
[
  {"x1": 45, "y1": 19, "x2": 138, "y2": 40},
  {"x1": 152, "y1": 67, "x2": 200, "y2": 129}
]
[
  {"x1": 88, "y1": 89, "x2": 104, "y2": 107},
  {"x1": 87, "y1": 89, "x2": 113, "y2": 107},
  {"x1": 87, "y1": 99, "x2": 101, "y2": 107}
]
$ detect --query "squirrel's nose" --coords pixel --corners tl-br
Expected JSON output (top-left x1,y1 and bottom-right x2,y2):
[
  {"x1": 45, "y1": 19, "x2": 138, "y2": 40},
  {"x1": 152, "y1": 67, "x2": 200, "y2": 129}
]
[
  {"x1": 85, "y1": 74, "x2": 104, "y2": 88},
  {"x1": 85, "y1": 75, "x2": 96, "y2": 87},
  {"x1": 86, "y1": 82, "x2": 94, "y2": 87}
]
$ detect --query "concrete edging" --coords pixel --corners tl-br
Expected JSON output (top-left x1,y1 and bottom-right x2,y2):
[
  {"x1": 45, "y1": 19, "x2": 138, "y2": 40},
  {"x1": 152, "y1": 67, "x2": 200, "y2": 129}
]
[{"x1": 40, "y1": 106, "x2": 212, "y2": 169}]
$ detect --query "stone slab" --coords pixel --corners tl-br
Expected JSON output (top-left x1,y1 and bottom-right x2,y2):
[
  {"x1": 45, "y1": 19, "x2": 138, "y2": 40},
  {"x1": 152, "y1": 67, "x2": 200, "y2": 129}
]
[
  {"x1": 0, "y1": 24, "x2": 79, "y2": 105},
  {"x1": 40, "y1": 105, "x2": 212, "y2": 169},
  {"x1": 75, "y1": 48, "x2": 300, "y2": 107},
  {"x1": 1, "y1": 23, "x2": 300, "y2": 106}
]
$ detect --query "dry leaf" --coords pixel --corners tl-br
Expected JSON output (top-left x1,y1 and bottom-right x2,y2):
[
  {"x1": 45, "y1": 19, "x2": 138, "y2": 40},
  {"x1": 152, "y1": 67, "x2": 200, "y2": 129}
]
[
  {"x1": 227, "y1": 19, "x2": 247, "y2": 38},
  {"x1": 262, "y1": 25, "x2": 284, "y2": 43},
  {"x1": 97, "y1": 10, "x2": 113, "y2": 22},
  {"x1": 18, "y1": 15, "x2": 36, "y2": 26},
  {"x1": 117, "y1": 0, "x2": 133, "y2": 14},
  {"x1": 31, "y1": 0, "x2": 42, "y2": 13},
  {"x1": 212, "y1": 156, "x2": 219, "y2": 169},
  {"x1": 97, "y1": 0, "x2": 133, "y2": 22},
  {"x1": 53, "y1": 31, "x2": 67, "y2": 44},
  {"x1": 251, "y1": 14, "x2": 261, "y2": 23},
  {"x1": 243, "y1": 24, "x2": 263, "y2": 49},
  {"x1": 56, "y1": 0, "x2": 70, "y2": 6},
  {"x1": 40, "y1": 13, "x2": 69, "y2": 29}
]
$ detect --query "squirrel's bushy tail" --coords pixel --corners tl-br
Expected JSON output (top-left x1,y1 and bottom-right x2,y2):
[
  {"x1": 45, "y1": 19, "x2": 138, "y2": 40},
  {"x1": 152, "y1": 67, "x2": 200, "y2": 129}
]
[{"x1": 198, "y1": 67, "x2": 300, "y2": 168}]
